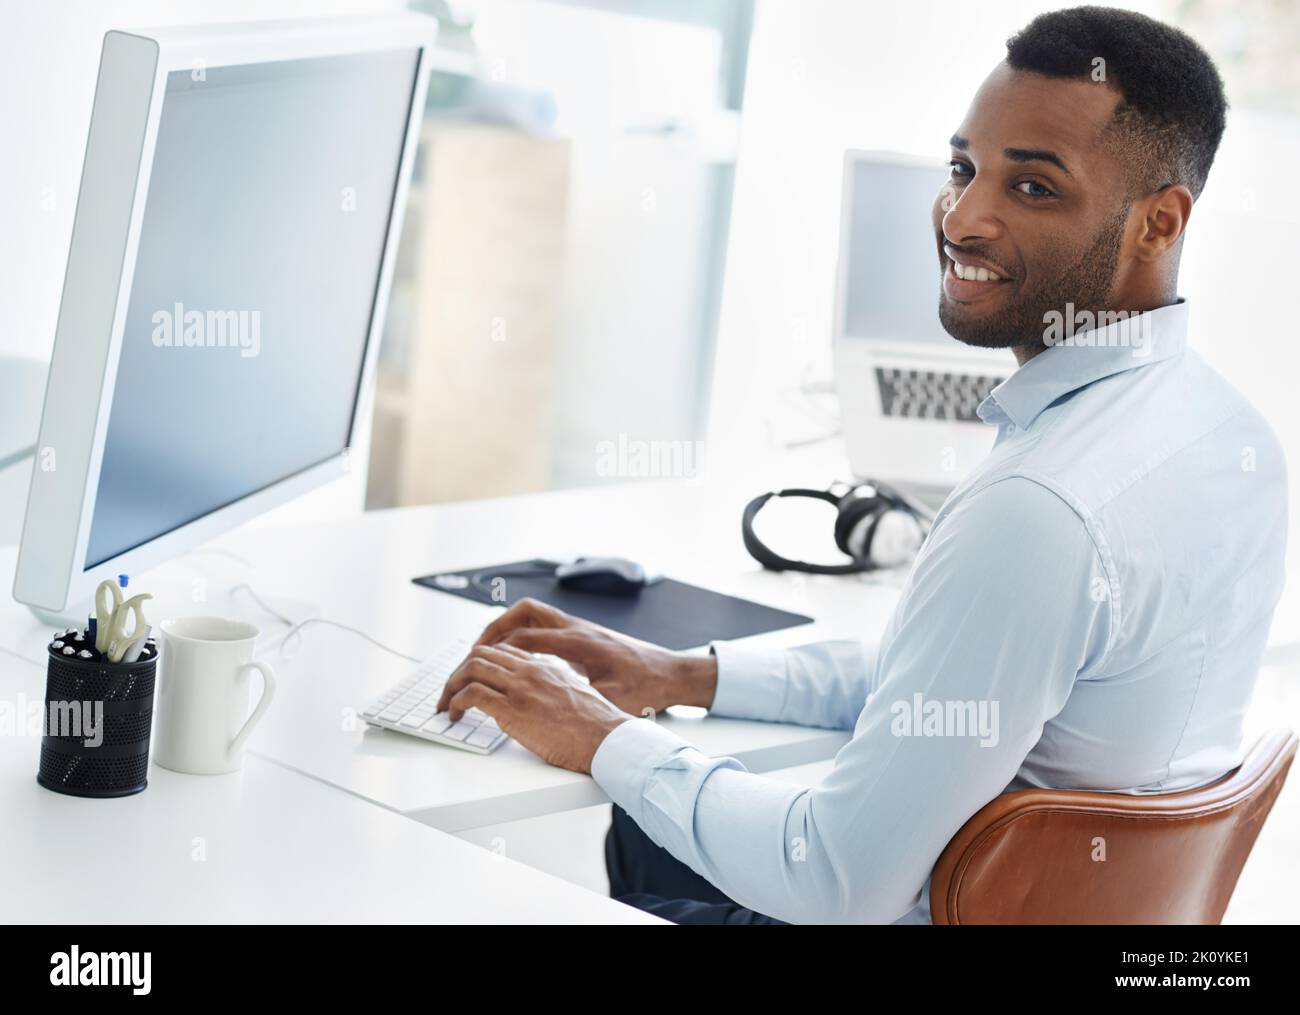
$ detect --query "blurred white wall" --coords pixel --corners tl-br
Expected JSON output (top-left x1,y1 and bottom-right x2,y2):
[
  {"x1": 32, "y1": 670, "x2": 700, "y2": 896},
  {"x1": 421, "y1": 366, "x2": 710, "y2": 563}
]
[
  {"x1": 468, "y1": 0, "x2": 729, "y2": 489},
  {"x1": 1, "y1": 0, "x2": 405, "y2": 363}
]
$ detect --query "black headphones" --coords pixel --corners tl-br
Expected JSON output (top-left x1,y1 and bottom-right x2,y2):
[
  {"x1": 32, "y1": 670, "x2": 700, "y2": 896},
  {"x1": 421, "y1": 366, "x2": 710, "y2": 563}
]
[{"x1": 742, "y1": 480, "x2": 930, "y2": 575}]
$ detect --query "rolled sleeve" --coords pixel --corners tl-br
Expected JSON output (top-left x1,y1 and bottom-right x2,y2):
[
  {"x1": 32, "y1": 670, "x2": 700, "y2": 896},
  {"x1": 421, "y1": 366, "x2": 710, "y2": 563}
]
[
  {"x1": 591, "y1": 717, "x2": 742, "y2": 832},
  {"x1": 708, "y1": 638, "x2": 875, "y2": 730},
  {"x1": 707, "y1": 641, "x2": 792, "y2": 721}
]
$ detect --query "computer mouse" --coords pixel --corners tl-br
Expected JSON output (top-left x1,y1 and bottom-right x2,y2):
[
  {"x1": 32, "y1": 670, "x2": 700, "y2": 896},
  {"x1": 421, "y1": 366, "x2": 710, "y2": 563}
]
[{"x1": 554, "y1": 557, "x2": 650, "y2": 596}]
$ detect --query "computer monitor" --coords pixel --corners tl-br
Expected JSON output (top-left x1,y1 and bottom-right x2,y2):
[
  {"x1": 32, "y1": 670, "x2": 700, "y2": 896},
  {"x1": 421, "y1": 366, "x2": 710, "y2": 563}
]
[
  {"x1": 13, "y1": 15, "x2": 436, "y2": 619},
  {"x1": 832, "y1": 151, "x2": 1014, "y2": 495}
]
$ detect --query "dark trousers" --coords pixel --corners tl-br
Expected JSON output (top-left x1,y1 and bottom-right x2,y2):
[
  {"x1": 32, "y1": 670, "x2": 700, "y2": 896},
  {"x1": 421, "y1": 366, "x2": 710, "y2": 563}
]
[{"x1": 604, "y1": 805, "x2": 788, "y2": 925}]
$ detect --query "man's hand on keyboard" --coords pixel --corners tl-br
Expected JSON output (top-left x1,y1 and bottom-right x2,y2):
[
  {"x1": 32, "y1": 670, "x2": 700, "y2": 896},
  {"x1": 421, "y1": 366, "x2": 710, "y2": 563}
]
[
  {"x1": 471, "y1": 598, "x2": 718, "y2": 715},
  {"x1": 435, "y1": 643, "x2": 633, "y2": 772}
]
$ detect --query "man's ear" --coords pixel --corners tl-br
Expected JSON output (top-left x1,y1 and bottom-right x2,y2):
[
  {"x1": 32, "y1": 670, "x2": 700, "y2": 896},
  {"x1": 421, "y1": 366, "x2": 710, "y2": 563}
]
[{"x1": 1131, "y1": 183, "x2": 1194, "y2": 263}]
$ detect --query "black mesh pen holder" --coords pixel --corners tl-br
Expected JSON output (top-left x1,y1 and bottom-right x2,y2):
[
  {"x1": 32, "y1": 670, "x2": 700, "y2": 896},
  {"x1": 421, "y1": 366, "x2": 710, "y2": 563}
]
[{"x1": 38, "y1": 641, "x2": 156, "y2": 798}]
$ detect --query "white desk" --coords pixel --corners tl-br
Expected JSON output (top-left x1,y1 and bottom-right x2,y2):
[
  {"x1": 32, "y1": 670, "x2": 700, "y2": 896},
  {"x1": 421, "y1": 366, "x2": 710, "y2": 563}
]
[
  {"x1": 230, "y1": 479, "x2": 1300, "y2": 831},
  {"x1": 0, "y1": 469, "x2": 890, "y2": 921},
  {"x1": 0, "y1": 651, "x2": 663, "y2": 923},
  {"x1": 0, "y1": 474, "x2": 892, "y2": 834},
  {"x1": 209, "y1": 479, "x2": 901, "y2": 831},
  {"x1": 3, "y1": 472, "x2": 1298, "y2": 838}
]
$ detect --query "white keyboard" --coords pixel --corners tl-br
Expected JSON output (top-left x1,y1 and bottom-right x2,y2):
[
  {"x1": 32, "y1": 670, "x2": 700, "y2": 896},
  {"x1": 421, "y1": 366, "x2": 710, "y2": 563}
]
[{"x1": 361, "y1": 639, "x2": 509, "y2": 755}]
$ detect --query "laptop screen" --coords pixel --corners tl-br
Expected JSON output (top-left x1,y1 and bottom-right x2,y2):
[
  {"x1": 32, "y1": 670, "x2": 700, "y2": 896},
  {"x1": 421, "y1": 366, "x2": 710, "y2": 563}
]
[{"x1": 839, "y1": 157, "x2": 953, "y2": 346}]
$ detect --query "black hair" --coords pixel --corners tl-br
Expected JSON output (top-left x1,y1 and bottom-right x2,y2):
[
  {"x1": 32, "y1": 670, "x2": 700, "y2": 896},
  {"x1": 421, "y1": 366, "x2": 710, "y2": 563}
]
[{"x1": 1005, "y1": 5, "x2": 1227, "y2": 197}]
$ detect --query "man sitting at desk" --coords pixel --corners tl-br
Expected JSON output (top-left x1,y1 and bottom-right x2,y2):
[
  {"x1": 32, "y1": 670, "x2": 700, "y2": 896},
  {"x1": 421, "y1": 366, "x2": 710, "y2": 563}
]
[{"x1": 437, "y1": 6, "x2": 1288, "y2": 924}]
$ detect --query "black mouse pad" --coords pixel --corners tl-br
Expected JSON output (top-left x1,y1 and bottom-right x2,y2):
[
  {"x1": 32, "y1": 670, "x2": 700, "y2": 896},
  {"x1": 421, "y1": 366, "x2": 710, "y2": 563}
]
[{"x1": 412, "y1": 559, "x2": 813, "y2": 651}]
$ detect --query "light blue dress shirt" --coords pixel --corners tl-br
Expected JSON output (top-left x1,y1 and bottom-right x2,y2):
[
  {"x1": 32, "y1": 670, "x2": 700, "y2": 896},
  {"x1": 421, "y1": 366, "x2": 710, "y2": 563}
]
[{"x1": 591, "y1": 301, "x2": 1289, "y2": 924}]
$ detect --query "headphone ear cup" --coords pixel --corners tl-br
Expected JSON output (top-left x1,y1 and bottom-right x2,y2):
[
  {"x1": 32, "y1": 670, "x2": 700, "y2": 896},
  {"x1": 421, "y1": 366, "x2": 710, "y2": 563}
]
[
  {"x1": 867, "y1": 509, "x2": 925, "y2": 569},
  {"x1": 834, "y1": 495, "x2": 884, "y2": 562}
]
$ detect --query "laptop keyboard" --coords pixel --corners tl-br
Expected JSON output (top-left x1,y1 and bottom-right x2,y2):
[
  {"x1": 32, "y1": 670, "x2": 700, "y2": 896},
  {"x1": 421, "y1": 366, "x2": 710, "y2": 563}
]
[{"x1": 875, "y1": 367, "x2": 1005, "y2": 422}]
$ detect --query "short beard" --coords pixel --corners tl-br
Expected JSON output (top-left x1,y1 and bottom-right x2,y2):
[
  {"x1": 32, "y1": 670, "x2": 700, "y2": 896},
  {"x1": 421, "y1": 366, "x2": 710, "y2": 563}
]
[{"x1": 938, "y1": 205, "x2": 1129, "y2": 352}]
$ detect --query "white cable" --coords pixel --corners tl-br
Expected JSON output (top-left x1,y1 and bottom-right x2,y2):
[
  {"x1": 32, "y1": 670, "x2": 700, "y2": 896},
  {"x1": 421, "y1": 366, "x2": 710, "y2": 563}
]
[
  {"x1": 269, "y1": 617, "x2": 422, "y2": 664},
  {"x1": 0, "y1": 644, "x2": 45, "y2": 672},
  {"x1": 782, "y1": 428, "x2": 843, "y2": 449},
  {"x1": 229, "y1": 580, "x2": 421, "y2": 663},
  {"x1": 150, "y1": 550, "x2": 428, "y2": 670},
  {"x1": 186, "y1": 545, "x2": 254, "y2": 569},
  {"x1": 229, "y1": 582, "x2": 295, "y2": 628}
]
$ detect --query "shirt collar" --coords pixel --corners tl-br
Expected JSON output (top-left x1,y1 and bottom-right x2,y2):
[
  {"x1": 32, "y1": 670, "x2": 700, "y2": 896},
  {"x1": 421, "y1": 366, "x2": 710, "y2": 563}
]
[{"x1": 977, "y1": 300, "x2": 1189, "y2": 430}]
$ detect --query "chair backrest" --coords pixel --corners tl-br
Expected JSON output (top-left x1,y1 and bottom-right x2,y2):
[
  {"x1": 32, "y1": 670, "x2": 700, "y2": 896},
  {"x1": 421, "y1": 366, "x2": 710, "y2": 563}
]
[{"x1": 930, "y1": 729, "x2": 1298, "y2": 924}]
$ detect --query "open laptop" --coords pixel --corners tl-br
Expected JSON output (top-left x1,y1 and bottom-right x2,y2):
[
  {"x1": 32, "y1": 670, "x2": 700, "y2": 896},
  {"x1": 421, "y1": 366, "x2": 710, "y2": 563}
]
[{"x1": 832, "y1": 151, "x2": 1015, "y2": 508}]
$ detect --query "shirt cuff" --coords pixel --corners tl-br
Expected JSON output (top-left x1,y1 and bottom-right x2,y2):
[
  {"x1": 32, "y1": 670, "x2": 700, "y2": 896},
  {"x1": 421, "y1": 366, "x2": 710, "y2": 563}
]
[
  {"x1": 707, "y1": 640, "x2": 790, "y2": 722},
  {"x1": 591, "y1": 717, "x2": 694, "y2": 818}
]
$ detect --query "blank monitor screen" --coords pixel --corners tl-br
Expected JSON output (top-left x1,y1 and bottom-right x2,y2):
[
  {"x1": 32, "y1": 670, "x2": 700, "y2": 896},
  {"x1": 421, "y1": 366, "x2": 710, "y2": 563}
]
[
  {"x1": 841, "y1": 158, "x2": 951, "y2": 346},
  {"x1": 86, "y1": 50, "x2": 419, "y2": 568}
]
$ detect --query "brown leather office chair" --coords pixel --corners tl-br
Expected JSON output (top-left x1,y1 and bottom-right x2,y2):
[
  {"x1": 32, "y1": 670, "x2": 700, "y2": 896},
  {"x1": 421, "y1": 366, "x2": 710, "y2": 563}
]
[{"x1": 930, "y1": 728, "x2": 1298, "y2": 924}]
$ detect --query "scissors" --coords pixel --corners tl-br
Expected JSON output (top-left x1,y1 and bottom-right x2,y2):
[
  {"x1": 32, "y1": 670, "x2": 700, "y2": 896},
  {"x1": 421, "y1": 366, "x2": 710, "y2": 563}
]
[{"x1": 94, "y1": 579, "x2": 153, "y2": 663}]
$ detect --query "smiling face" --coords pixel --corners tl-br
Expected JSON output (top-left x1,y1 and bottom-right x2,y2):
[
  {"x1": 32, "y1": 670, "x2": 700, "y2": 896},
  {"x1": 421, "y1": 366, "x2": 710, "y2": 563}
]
[{"x1": 933, "y1": 63, "x2": 1139, "y2": 360}]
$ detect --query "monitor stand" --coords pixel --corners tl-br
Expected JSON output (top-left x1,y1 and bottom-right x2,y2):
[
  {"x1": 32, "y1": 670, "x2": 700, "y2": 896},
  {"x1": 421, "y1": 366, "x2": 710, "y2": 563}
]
[{"x1": 29, "y1": 601, "x2": 95, "y2": 630}]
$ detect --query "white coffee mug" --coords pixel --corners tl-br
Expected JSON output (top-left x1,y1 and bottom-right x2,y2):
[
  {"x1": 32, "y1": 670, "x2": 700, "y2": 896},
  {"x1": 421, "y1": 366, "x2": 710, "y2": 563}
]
[{"x1": 154, "y1": 616, "x2": 276, "y2": 775}]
